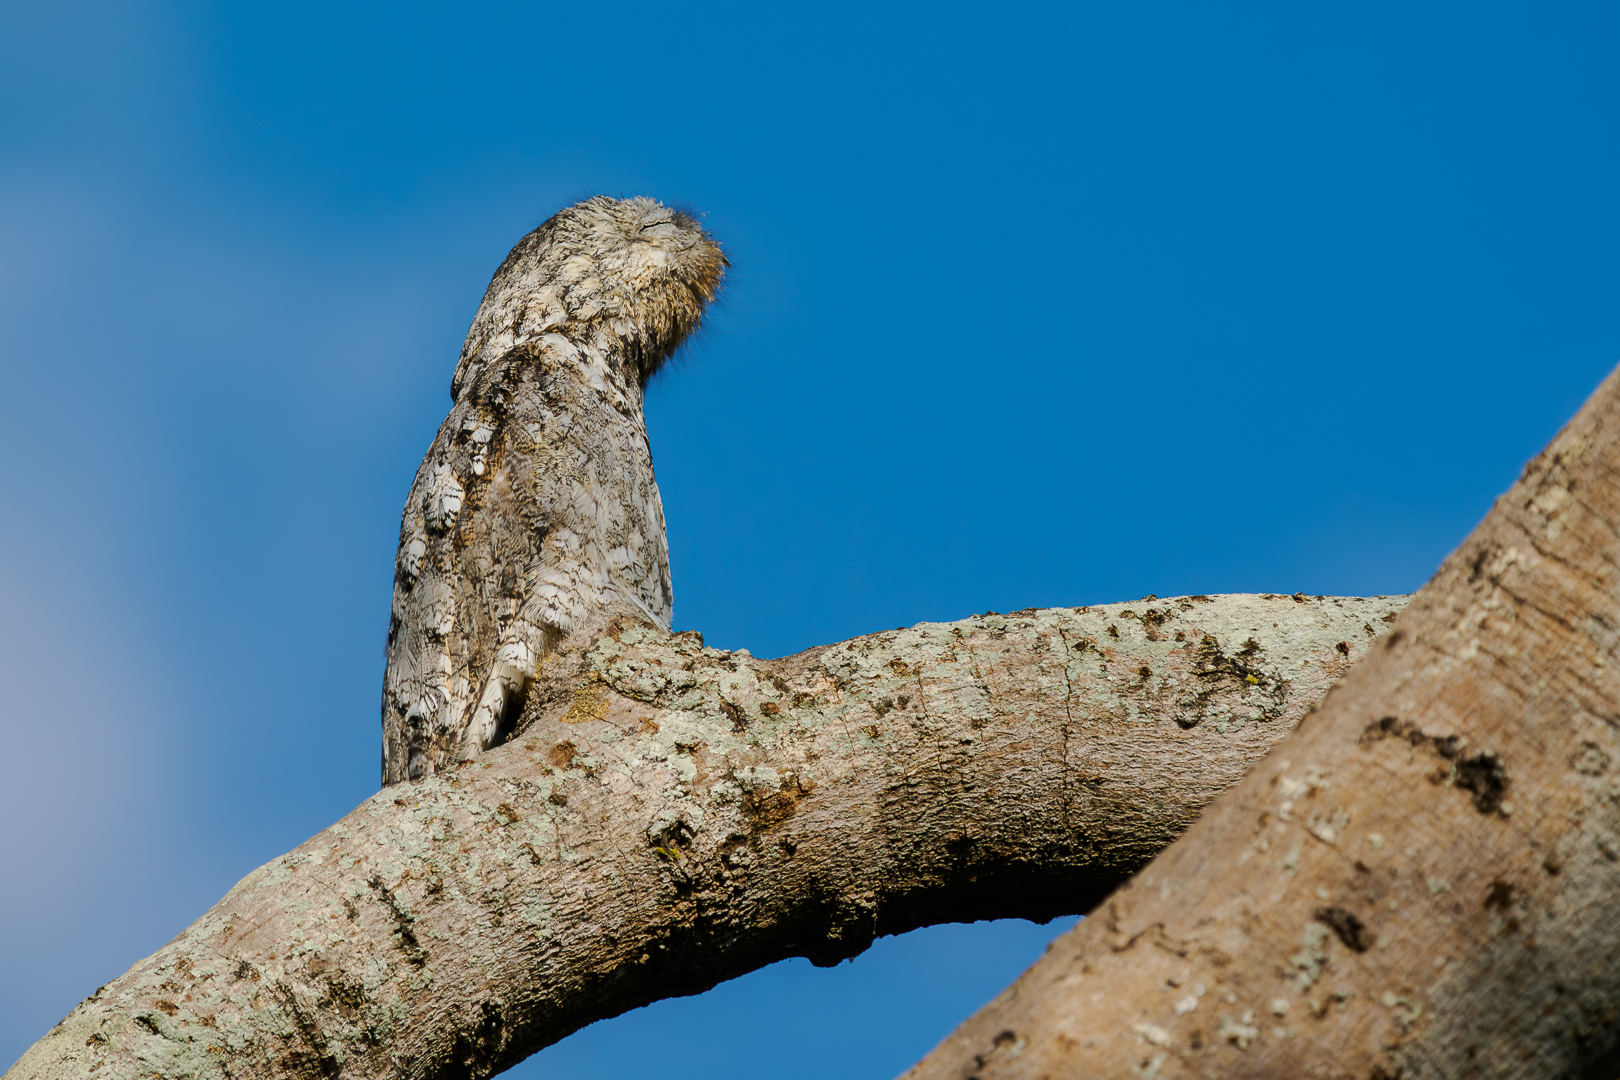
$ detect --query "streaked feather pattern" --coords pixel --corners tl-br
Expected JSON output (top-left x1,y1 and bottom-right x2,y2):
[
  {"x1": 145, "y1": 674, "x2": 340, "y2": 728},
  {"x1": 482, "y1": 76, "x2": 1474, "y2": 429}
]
[{"x1": 381, "y1": 196, "x2": 725, "y2": 785}]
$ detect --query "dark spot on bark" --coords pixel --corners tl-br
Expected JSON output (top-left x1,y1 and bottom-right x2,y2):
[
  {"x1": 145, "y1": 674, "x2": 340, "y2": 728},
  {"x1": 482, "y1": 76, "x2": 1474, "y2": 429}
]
[
  {"x1": 721, "y1": 700, "x2": 748, "y2": 731},
  {"x1": 1382, "y1": 611, "x2": 1398, "y2": 623},
  {"x1": 1189, "y1": 1030, "x2": 1203, "y2": 1050},
  {"x1": 319, "y1": 975, "x2": 367, "y2": 1020},
  {"x1": 872, "y1": 697, "x2": 894, "y2": 719},
  {"x1": 1293, "y1": 592, "x2": 1308, "y2": 603},
  {"x1": 673, "y1": 629, "x2": 704, "y2": 647},
  {"x1": 792, "y1": 692, "x2": 818, "y2": 708},
  {"x1": 134, "y1": 1016, "x2": 162, "y2": 1035},
  {"x1": 1370, "y1": 1065, "x2": 1405, "y2": 1080},
  {"x1": 1364, "y1": 715, "x2": 1410, "y2": 743},
  {"x1": 1107, "y1": 624, "x2": 1120, "y2": 639},
  {"x1": 1336, "y1": 641, "x2": 1351, "y2": 657},
  {"x1": 759, "y1": 700, "x2": 781, "y2": 717},
  {"x1": 1174, "y1": 630, "x2": 1186, "y2": 641},
  {"x1": 1468, "y1": 546, "x2": 1490, "y2": 584},
  {"x1": 154, "y1": 1000, "x2": 178, "y2": 1016},
  {"x1": 897, "y1": 694, "x2": 910, "y2": 708},
  {"x1": 862, "y1": 725, "x2": 881, "y2": 739},
  {"x1": 748, "y1": 789, "x2": 800, "y2": 828},
  {"x1": 85, "y1": 1032, "x2": 109, "y2": 1047},
  {"x1": 1484, "y1": 880, "x2": 1515, "y2": 911},
  {"x1": 548, "y1": 789, "x2": 568, "y2": 806},
  {"x1": 1354, "y1": 860, "x2": 1372, "y2": 874},
  {"x1": 495, "y1": 803, "x2": 519, "y2": 824},
  {"x1": 1360, "y1": 718, "x2": 1511, "y2": 814},
  {"x1": 1454, "y1": 752, "x2": 1509, "y2": 814},
  {"x1": 1571, "y1": 741, "x2": 1611, "y2": 776},
  {"x1": 547, "y1": 740, "x2": 577, "y2": 769},
  {"x1": 1314, "y1": 906, "x2": 1373, "y2": 952},
  {"x1": 993, "y1": 1030, "x2": 1017, "y2": 1048},
  {"x1": 1174, "y1": 633, "x2": 1285, "y2": 727},
  {"x1": 1385, "y1": 629, "x2": 1405, "y2": 649},
  {"x1": 771, "y1": 675, "x2": 791, "y2": 694},
  {"x1": 368, "y1": 874, "x2": 427, "y2": 967}
]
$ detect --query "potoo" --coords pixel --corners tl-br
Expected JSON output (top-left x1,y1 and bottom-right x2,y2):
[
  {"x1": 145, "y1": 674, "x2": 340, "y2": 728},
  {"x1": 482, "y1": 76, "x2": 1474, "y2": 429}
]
[{"x1": 381, "y1": 196, "x2": 726, "y2": 785}]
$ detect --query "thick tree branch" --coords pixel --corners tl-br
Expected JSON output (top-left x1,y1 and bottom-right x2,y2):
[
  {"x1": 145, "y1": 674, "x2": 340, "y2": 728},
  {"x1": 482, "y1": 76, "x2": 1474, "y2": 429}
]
[
  {"x1": 903, "y1": 369, "x2": 1620, "y2": 1079},
  {"x1": 6, "y1": 595, "x2": 1400, "y2": 1080}
]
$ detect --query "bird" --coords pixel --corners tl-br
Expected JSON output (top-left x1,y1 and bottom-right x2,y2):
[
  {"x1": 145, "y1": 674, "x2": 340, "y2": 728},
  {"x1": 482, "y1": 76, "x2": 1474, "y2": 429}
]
[{"x1": 380, "y1": 196, "x2": 726, "y2": 786}]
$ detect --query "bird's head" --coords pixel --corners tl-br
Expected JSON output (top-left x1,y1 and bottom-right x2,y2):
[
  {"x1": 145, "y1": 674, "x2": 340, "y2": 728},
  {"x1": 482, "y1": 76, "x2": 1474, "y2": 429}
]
[{"x1": 455, "y1": 196, "x2": 727, "y2": 399}]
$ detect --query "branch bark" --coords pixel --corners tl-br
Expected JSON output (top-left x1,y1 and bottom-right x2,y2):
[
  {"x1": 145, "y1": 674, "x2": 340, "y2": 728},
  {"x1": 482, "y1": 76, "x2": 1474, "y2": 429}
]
[
  {"x1": 6, "y1": 595, "x2": 1400, "y2": 1079},
  {"x1": 903, "y1": 369, "x2": 1620, "y2": 1079}
]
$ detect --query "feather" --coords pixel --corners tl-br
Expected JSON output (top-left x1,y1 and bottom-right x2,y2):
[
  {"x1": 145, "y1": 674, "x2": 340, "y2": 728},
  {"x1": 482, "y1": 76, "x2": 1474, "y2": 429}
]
[{"x1": 381, "y1": 197, "x2": 725, "y2": 785}]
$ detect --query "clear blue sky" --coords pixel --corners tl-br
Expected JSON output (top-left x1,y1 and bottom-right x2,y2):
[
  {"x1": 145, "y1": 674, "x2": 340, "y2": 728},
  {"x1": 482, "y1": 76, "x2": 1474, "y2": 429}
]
[{"x1": 2, "y1": 1, "x2": 1617, "y2": 1075}]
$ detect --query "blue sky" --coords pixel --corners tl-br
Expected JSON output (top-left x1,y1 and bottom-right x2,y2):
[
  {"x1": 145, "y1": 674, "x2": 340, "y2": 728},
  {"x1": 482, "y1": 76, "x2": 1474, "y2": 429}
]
[{"x1": 2, "y1": 1, "x2": 1616, "y2": 1075}]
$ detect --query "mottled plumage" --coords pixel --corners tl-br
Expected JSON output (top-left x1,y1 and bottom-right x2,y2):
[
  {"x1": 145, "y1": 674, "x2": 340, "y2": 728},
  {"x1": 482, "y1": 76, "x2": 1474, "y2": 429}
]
[{"x1": 382, "y1": 196, "x2": 725, "y2": 785}]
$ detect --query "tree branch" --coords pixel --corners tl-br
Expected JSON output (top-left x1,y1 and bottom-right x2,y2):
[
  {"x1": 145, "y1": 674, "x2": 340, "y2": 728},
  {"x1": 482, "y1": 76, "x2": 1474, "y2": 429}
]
[
  {"x1": 6, "y1": 595, "x2": 1401, "y2": 1080},
  {"x1": 902, "y1": 368, "x2": 1620, "y2": 1079}
]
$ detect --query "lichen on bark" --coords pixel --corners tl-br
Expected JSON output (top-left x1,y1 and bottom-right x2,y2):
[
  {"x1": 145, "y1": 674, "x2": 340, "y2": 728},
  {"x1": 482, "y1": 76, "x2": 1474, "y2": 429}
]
[
  {"x1": 6, "y1": 594, "x2": 1397, "y2": 1080},
  {"x1": 903, "y1": 368, "x2": 1620, "y2": 1080}
]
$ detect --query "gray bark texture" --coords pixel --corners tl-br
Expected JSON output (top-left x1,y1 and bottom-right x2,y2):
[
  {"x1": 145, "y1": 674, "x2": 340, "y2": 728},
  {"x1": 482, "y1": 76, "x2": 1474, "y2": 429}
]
[
  {"x1": 6, "y1": 594, "x2": 1400, "y2": 1080},
  {"x1": 903, "y1": 368, "x2": 1620, "y2": 1080}
]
